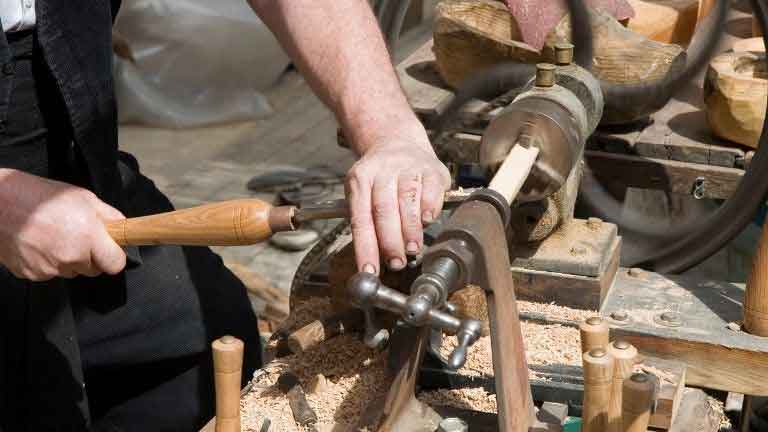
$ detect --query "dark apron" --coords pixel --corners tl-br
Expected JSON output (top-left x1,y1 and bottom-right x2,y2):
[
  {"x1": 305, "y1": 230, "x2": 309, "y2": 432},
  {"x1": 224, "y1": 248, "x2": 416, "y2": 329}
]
[{"x1": 0, "y1": 30, "x2": 262, "y2": 432}]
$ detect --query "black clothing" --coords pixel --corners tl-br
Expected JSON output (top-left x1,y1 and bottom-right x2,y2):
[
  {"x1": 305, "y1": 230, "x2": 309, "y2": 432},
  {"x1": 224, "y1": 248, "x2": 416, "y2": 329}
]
[{"x1": 0, "y1": 5, "x2": 262, "y2": 432}]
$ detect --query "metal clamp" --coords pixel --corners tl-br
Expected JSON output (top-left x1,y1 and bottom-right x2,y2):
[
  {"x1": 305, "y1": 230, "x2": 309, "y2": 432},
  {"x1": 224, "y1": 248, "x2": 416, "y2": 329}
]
[{"x1": 347, "y1": 272, "x2": 482, "y2": 369}]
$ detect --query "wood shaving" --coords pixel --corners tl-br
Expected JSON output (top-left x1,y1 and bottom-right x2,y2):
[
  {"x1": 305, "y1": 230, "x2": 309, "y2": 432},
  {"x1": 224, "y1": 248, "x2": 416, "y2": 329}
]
[
  {"x1": 517, "y1": 300, "x2": 597, "y2": 323},
  {"x1": 243, "y1": 298, "x2": 388, "y2": 432},
  {"x1": 419, "y1": 387, "x2": 498, "y2": 414},
  {"x1": 637, "y1": 364, "x2": 677, "y2": 384},
  {"x1": 707, "y1": 395, "x2": 733, "y2": 431}
]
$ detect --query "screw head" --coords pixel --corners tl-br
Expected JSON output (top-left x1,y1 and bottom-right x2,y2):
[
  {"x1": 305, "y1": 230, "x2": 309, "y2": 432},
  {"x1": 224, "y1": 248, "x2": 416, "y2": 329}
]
[
  {"x1": 535, "y1": 63, "x2": 556, "y2": 87},
  {"x1": 655, "y1": 311, "x2": 682, "y2": 327},
  {"x1": 611, "y1": 310, "x2": 629, "y2": 322}
]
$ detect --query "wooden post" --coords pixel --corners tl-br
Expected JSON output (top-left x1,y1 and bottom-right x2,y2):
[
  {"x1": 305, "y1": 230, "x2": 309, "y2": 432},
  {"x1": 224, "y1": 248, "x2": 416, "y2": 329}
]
[
  {"x1": 582, "y1": 347, "x2": 615, "y2": 432},
  {"x1": 608, "y1": 340, "x2": 639, "y2": 432},
  {"x1": 744, "y1": 223, "x2": 768, "y2": 336},
  {"x1": 622, "y1": 373, "x2": 655, "y2": 432},
  {"x1": 580, "y1": 317, "x2": 610, "y2": 354},
  {"x1": 212, "y1": 335, "x2": 244, "y2": 432}
]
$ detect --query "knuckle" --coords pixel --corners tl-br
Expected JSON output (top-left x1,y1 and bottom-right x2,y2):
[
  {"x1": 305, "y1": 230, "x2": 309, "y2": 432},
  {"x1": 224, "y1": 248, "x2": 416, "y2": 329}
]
[
  {"x1": 350, "y1": 215, "x2": 375, "y2": 233},
  {"x1": 372, "y1": 201, "x2": 397, "y2": 220}
]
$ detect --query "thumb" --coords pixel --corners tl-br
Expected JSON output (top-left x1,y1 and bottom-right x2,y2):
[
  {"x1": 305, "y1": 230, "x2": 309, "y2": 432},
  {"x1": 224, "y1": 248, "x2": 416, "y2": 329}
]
[
  {"x1": 92, "y1": 199, "x2": 126, "y2": 222},
  {"x1": 91, "y1": 230, "x2": 127, "y2": 275}
]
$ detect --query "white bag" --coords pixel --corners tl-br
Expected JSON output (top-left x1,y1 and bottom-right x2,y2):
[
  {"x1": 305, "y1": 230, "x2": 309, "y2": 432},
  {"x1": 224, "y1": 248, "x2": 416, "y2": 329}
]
[{"x1": 114, "y1": 0, "x2": 291, "y2": 128}]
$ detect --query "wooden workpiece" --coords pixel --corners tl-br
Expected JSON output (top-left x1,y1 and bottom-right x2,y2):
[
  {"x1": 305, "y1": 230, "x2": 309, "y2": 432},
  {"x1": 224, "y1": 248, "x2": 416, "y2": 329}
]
[
  {"x1": 433, "y1": 0, "x2": 685, "y2": 96},
  {"x1": 744, "y1": 221, "x2": 768, "y2": 336},
  {"x1": 580, "y1": 317, "x2": 610, "y2": 354},
  {"x1": 581, "y1": 347, "x2": 614, "y2": 432},
  {"x1": 625, "y1": 0, "x2": 705, "y2": 45},
  {"x1": 212, "y1": 335, "x2": 244, "y2": 432},
  {"x1": 622, "y1": 373, "x2": 656, "y2": 432},
  {"x1": 488, "y1": 144, "x2": 540, "y2": 204},
  {"x1": 704, "y1": 51, "x2": 767, "y2": 149},
  {"x1": 285, "y1": 309, "x2": 363, "y2": 354},
  {"x1": 608, "y1": 340, "x2": 638, "y2": 432}
]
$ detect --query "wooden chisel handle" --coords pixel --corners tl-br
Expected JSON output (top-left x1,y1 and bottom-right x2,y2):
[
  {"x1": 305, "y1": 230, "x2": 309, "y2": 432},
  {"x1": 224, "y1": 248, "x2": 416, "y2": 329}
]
[{"x1": 105, "y1": 199, "x2": 295, "y2": 246}]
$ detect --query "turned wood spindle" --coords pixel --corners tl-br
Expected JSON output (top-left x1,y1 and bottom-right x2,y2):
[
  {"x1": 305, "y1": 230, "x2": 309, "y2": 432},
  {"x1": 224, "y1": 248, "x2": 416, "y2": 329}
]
[
  {"x1": 622, "y1": 372, "x2": 655, "y2": 432},
  {"x1": 608, "y1": 340, "x2": 639, "y2": 432},
  {"x1": 582, "y1": 347, "x2": 615, "y2": 432},
  {"x1": 212, "y1": 335, "x2": 244, "y2": 432},
  {"x1": 744, "y1": 222, "x2": 768, "y2": 336},
  {"x1": 580, "y1": 316, "x2": 610, "y2": 354}
]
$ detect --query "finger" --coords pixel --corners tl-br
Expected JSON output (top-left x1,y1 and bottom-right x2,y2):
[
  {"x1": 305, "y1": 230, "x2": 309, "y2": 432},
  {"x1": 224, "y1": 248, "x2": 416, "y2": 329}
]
[
  {"x1": 372, "y1": 177, "x2": 406, "y2": 271},
  {"x1": 421, "y1": 171, "x2": 450, "y2": 224},
  {"x1": 397, "y1": 173, "x2": 423, "y2": 256},
  {"x1": 346, "y1": 168, "x2": 380, "y2": 274},
  {"x1": 90, "y1": 229, "x2": 127, "y2": 275}
]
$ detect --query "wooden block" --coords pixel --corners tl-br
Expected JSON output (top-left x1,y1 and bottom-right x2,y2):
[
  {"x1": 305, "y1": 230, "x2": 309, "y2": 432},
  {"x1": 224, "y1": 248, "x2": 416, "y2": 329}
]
[
  {"x1": 626, "y1": 0, "x2": 700, "y2": 45},
  {"x1": 602, "y1": 270, "x2": 768, "y2": 397},
  {"x1": 704, "y1": 51, "x2": 767, "y2": 149},
  {"x1": 668, "y1": 388, "x2": 720, "y2": 432},
  {"x1": 637, "y1": 357, "x2": 687, "y2": 429},
  {"x1": 432, "y1": 0, "x2": 685, "y2": 107},
  {"x1": 733, "y1": 37, "x2": 765, "y2": 53}
]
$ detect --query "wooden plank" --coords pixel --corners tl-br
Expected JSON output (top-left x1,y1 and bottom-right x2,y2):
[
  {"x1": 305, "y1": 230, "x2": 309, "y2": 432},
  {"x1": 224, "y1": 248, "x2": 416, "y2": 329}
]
[
  {"x1": 396, "y1": 39, "x2": 455, "y2": 118},
  {"x1": 668, "y1": 389, "x2": 720, "y2": 432},
  {"x1": 602, "y1": 270, "x2": 768, "y2": 396},
  {"x1": 640, "y1": 357, "x2": 687, "y2": 429},
  {"x1": 585, "y1": 150, "x2": 744, "y2": 200}
]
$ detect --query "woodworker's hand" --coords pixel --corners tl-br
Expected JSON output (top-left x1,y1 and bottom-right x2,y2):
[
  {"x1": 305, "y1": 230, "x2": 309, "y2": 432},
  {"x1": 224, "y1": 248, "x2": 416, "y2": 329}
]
[
  {"x1": 0, "y1": 169, "x2": 127, "y2": 281},
  {"x1": 346, "y1": 128, "x2": 451, "y2": 274}
]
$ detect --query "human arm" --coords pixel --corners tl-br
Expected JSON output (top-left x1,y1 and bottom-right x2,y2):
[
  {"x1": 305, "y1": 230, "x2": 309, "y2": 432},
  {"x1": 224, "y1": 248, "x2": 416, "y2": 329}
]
[{"x1": 247, "y1": 0, "x2": 451, "y2": 273}]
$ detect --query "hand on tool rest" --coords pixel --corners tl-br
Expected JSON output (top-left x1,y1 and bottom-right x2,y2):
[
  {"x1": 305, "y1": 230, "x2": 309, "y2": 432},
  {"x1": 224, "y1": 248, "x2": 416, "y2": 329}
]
[
  {"x1": 345, "y1": 129, "x2": 451, "y2": 275},
  {"x1": 0, "y1": 169, "x2": 126, "y2": 281}
]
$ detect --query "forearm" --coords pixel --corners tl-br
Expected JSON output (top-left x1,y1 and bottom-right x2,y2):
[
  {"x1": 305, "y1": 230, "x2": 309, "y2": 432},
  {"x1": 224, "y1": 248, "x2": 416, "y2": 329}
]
[{"x1": 248, "y1": 0, "x2": 427, "y2": 154}]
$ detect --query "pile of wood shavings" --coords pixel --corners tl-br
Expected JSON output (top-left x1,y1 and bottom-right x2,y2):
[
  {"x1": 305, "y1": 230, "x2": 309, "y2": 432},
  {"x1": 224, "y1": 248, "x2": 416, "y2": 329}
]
[
  {"x1": 426, "y1": 303, "x2": 584, "y2": 414},
  {"x1": 242, "y1": 298, "x2": 389, "y2": 432},
  {"x1": 518, "y1": 300, "x2": 597, "y2": 323}
]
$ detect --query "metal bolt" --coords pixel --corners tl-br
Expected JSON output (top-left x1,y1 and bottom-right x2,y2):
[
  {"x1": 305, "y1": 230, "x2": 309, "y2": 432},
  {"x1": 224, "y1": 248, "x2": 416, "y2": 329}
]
[
  {"x1": 220, "y1": 335, "x2": 236, "y2": 344},
  {"x1": 535, "y1": 63, "x2": 556, "y2": 87},
  {"x1": 438, "y1": 417, "x2": 469, "y2": 432},
  {"x1": 590, "y1": 347, "x2": 607, "y2": 358},
  {"x1": 628, "y1": 268, "x2": 645, "y2": 278},
  {"x1": 587, "y1": 217, "x2": 603, "y2": 230},
  {"x1": 613, "y1": 340, "x2": 631, "y2": 350},
  {"x1": 655, "y1": 311, "x2": 682, "y2": 327},
  {"x1": 571, "y1": 246, "x2": 587, "y2": 256},
  {"x1": 692, "y1": 177, "x2": 706, "y2": 200},
  {"x1": 554, "y1": 43, "x2": 575, "y2": 65},
  {"x1": 611, "y1": 310, "x2": 629, "y2": 322},
  {"x1": 586, "y1": 316, "x2": 603, "y2": 326},
  {"x1": 630, "y1": 373, "x2": 649, "y2": 384}
]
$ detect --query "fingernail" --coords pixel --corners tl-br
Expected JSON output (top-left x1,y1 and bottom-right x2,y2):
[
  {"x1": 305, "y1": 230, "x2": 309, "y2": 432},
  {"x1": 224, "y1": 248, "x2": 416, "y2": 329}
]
[
  {"x1": 388, "y1": 258, "x2": 405, "y2": 271},
  {"x1": 422, "y1": 211, "x2": 434, "y2": 223},
  {"x1": 406, "y1": 241, "x2": 420, "y2": 255},
  {"x1": 362, "y1": 263, "x2": 377, "y2": 274}
]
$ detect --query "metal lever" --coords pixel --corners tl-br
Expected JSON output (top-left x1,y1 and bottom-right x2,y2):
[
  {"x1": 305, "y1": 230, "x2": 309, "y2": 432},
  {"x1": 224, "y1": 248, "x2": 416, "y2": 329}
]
[{"x1": 347, "y1": 272, "x2": 482, "y2": 369}]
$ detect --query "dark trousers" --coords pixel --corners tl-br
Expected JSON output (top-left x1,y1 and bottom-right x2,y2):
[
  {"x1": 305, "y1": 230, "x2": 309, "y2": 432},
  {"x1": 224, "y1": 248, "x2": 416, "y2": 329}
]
[{"x1": 0, "y1": 31, "x2": 262, "y2": 432}]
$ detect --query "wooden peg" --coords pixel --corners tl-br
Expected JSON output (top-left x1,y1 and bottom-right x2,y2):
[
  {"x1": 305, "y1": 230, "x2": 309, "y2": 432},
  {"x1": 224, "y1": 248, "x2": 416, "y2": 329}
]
[
  {"x1": 582, "y1": 347, "x2": 615, "y2": 432},
  {"x1": 608, "y1": 340, "x2": 639, "y2": 432},
  {"x1": 212, "y1": 335, "x2": 244, "y2": 432},
  {"x1": 622, "y1": 373, "x2": 655, "y2": 432},
  {"x1": 745, "y1": 222, "x2": 768, "y2": 336},
  {"x1": 285, "y1": 309, "x2": 363, "y2": 354},
  {"x1": 580, "y1": 316, "x2": 610, "y2": 354},
  {"x1": 488, "y1": 144, "x2": 540, "y2": 205}
]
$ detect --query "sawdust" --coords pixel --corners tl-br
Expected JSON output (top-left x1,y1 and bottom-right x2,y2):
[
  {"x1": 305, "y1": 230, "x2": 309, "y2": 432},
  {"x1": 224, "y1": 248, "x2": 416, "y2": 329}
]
[
  {"x1": 242, "y1": 298, "x2": 388, "y2": 432},
  {"x1": 242, "y1": 297, "x2": 588, "y2": 427},
  {"x1": 518, "y1": 300, "x2": 597, "y2": 323},
  {"x1": 419, "y1": 387, "x2": 498, "y2": 414},
  {"x1": 707, "y1": 395, "x2": 733, "y2": 431}
]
